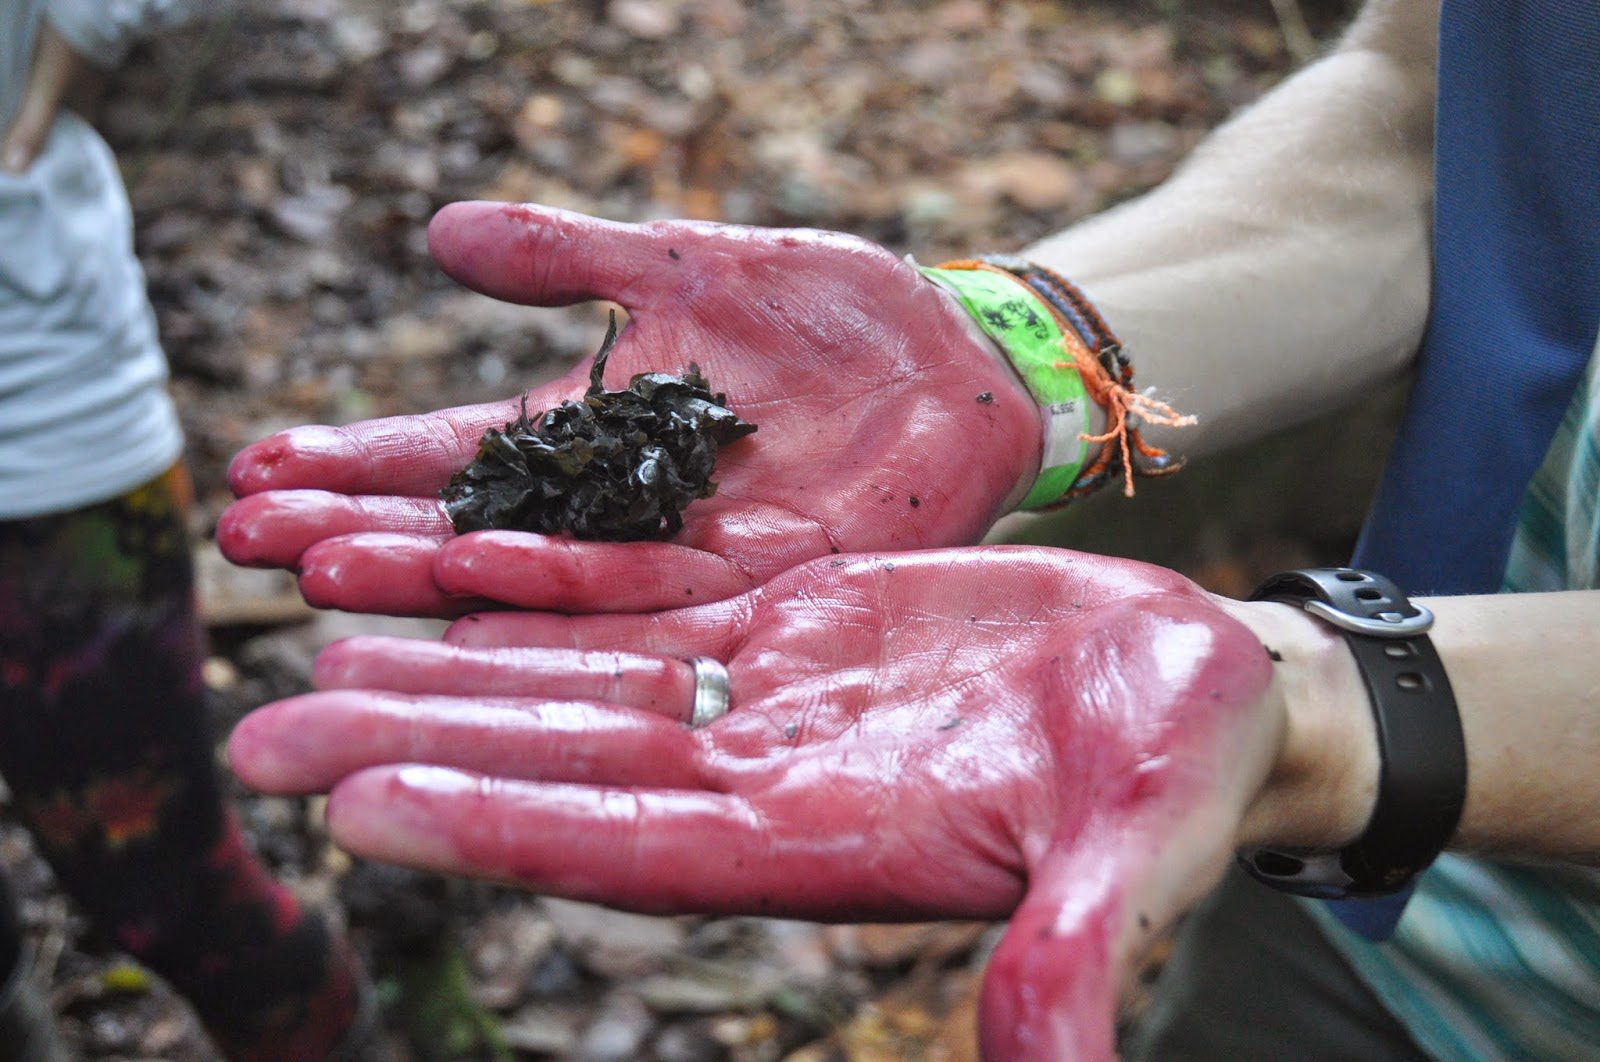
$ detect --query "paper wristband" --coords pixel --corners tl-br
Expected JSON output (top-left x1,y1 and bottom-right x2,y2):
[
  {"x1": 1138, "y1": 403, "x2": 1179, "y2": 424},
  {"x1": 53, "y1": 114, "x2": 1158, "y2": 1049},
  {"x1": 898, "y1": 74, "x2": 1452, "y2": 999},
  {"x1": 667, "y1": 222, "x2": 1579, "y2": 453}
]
[{"x1": 922, "y1": 266, "x2": 1091, "y2": 510}]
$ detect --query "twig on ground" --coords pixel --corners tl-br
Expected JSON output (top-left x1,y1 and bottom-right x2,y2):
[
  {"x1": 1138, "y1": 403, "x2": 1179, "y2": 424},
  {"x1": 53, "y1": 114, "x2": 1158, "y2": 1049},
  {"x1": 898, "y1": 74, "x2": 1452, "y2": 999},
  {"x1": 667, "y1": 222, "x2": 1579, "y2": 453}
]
[{"x1": 1268, "y1": 0, "x2": 1319, "y2": 64}]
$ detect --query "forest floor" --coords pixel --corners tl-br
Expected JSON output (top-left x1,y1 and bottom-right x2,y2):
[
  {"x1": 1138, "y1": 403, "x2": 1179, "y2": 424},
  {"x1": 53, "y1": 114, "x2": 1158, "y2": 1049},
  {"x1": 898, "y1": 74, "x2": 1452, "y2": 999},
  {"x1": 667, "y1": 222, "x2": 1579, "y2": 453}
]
[{"x1": 1, "y1": 0, "x2": 1359, "y2": 1057}]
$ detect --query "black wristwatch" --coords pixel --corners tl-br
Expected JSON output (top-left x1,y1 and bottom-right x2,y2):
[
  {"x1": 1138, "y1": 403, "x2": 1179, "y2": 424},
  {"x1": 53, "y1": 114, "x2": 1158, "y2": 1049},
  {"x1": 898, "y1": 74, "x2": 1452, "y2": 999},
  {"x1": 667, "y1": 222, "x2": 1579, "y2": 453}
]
[{"x1": 1238, "y1": 567, "x2": 1467, "y2": 899}]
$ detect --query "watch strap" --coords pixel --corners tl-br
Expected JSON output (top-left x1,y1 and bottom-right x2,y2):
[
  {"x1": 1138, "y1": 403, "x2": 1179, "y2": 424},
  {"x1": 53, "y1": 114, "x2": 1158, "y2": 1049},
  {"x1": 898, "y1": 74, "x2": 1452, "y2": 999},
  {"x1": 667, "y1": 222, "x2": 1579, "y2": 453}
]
[{"x1": 1239, "y1": 568, "x2": 1467, "y2": 914}]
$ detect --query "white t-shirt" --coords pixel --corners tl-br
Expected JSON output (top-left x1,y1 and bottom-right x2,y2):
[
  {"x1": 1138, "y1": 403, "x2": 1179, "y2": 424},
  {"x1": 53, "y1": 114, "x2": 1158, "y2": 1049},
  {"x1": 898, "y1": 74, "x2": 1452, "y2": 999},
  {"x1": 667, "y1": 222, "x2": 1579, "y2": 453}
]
[{"x1": 0, "y1": 1, "x2": 206, "y2": 519}]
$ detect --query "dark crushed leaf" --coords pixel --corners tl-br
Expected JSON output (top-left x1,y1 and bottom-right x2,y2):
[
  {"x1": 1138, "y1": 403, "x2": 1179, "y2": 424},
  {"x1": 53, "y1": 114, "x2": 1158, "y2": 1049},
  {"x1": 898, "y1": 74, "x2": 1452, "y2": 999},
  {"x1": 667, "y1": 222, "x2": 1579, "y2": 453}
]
[{"x1": 442, "y1": 313, "x2": 756, "y2": 540}]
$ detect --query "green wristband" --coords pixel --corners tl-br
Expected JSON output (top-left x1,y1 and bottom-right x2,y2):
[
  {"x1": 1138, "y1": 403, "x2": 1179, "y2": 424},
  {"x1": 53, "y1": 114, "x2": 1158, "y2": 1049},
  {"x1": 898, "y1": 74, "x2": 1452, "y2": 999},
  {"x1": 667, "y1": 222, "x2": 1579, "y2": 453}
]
[{"x1": 922, "y1": 266, "x2": 1091, "y2": 509}]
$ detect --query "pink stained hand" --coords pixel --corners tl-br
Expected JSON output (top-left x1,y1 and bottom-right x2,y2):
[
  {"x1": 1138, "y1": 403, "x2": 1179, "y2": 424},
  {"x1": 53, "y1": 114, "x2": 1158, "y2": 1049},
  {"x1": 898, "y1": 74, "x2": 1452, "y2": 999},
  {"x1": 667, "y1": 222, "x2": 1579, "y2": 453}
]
[
  {"x1": 229, "y1": 547, "x2": 1282, "y2": 1059},
  {"x1": 218, "y1": 202, "x2": 1041, "y2": 617}
]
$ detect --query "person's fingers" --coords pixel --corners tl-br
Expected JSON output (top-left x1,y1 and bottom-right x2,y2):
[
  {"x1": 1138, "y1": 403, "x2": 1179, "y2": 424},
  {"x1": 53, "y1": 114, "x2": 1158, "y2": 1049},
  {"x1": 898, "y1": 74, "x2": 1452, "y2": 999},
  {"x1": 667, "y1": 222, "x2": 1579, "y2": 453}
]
[
  {"x1": 977, "y1": 845, "x2": 1124, "y2": 1062},
  {"x1": 229, "y1": 692, "x2": 708, "y2": 795},
  {"x1": 444, "y1": 597, "x2": 749, "y2": 658},
  {"x1": 313, "y1": 637, "x2": 698, "y2": 720},
  {"x1": 296, "y1": 533, "x2": 482, "y2": 618},
  {"x1": 428, "y1": 201, "x2": 707, "y2": 308},
  {"x1": 1, "y1": 25, "x2": 78, "y2": 173},
  {"x1": 226, "y1": 398, "x2": 532, "y2": 498},
  {"x1": 674, "y1": 500, "x2": 842, "y2": 586},
  {"x1": 217, "y1": 491, "x2": 452, "y2": 568},
  {"x1": 325, "y1": 766, "x2": 874, "y2": 917},
  {"x1": 433, "y1": 531, "x2": 755, "y2": 612}
]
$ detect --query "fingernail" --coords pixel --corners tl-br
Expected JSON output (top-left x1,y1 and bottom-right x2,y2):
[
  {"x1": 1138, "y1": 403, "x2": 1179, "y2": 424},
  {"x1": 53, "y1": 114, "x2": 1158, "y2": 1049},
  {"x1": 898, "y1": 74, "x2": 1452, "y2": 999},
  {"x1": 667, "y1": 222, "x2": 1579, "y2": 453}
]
[{"x1": 1, "y1": 146, "x2": 27, "y2": 173}]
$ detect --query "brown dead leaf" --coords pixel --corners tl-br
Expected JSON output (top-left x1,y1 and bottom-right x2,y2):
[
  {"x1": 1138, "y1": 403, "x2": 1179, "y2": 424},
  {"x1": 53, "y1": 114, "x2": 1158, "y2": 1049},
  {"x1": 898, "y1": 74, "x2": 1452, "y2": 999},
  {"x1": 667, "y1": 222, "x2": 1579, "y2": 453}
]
[
  {"x1": 827, "y1": 922, "x2": 991, "y2": 968},
  {"x1": 933, "y1": 972, "x2": 983, "y2": 1062},
  {"x1": 958, "y1": 152, "x2": 1082, "y2": 213},
  {"x1": 619, "y1": 126, "x2": 668, "y2": 167}
]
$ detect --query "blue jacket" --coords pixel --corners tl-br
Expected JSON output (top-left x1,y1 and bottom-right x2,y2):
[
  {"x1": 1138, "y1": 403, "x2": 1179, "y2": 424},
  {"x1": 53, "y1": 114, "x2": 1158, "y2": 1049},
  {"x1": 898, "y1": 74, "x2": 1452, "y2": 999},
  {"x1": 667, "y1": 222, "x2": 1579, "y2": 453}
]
[{"x1": 1346, "y1": 0, "x2": 1600, "y2": 938}]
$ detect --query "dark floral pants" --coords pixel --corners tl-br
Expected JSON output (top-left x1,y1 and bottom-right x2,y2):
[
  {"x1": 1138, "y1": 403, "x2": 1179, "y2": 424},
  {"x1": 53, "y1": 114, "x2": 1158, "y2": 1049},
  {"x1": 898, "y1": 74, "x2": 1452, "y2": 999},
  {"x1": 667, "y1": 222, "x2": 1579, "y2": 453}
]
[{"x1": 0, "y1": 467, "x2": 359, "y2": 1060}]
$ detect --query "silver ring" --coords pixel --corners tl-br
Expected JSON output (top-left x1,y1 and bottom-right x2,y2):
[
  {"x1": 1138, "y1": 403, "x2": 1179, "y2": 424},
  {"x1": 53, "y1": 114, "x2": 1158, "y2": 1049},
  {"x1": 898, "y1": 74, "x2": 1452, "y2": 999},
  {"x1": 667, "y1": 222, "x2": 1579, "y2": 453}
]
[{"x1": 688, "y1": 657, "x2": 730, "y2": 728}]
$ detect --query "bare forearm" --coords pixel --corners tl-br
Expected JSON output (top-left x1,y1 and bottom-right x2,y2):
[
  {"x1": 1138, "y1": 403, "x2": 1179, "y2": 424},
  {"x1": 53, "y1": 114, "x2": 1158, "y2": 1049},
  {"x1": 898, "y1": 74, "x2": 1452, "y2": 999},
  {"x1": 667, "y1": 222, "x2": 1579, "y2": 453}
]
[
  {"x1": 1232, "y1": 589, "x2": 1600, "y2": 865},
  {"x1": 1425, "y1": 591, "x2": 1600, "y2": 861},
  {"x1": 1025, "y1": 0, "x2": 1439, "y2": 459}
]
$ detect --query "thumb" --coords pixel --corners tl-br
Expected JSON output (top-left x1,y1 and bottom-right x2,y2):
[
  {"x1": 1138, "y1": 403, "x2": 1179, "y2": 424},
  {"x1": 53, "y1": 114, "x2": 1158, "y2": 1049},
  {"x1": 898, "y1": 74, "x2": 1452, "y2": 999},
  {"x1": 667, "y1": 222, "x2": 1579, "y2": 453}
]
[
  {"x1": 977, "y1": 844, "x2": 1125, "y2": 1062},
  {"x1": 977, "y1": 777, "x2": 1257, "y2": 1059},
  {"x1": 2, "y1": 24, "x2": 83, "y2": 173},
  {"x1": 428, "y1": 201, "x2": 692, "y2": 309}
]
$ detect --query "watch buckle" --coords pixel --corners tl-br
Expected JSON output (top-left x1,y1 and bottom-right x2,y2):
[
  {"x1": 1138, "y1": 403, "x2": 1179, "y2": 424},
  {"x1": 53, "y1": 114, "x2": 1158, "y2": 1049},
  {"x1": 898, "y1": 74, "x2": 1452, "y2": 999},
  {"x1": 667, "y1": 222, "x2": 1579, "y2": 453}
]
[{"x1": 1303, "y1": 599, "x2": 1434, "y2": 638}]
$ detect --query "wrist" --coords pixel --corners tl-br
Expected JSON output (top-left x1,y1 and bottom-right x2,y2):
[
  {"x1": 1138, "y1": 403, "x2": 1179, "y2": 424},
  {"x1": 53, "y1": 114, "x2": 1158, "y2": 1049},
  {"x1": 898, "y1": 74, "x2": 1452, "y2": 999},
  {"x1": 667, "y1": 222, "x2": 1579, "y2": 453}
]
[
  {"x1": 921, "y1": 263, "x2": 1099, "y2": 511},
  {"x1": 930, "y1": 285, "x2": 1051, "y2": 512},
  {"x1": 921, "y1": 256, "x2": 1191, "y2": 511},
  {"x1": 1218, "y1": 597, "x2": 1380, "y2": 852}
]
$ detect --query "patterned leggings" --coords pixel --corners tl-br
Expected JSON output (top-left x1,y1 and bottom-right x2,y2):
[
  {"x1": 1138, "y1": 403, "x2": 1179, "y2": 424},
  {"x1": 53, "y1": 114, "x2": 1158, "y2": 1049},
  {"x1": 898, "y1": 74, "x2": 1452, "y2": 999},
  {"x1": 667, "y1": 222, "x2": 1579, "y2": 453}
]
[{"x1": 0, "y1": 467, "x2": 360, "y2": 1060}]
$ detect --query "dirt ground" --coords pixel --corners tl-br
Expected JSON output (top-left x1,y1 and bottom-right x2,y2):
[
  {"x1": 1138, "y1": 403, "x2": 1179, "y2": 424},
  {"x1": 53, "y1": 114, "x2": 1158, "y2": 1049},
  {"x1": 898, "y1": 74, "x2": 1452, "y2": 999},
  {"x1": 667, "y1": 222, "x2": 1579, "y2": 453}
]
[{"x1": 0, "y1": 0, "x2": 1364, "y2": 1057}]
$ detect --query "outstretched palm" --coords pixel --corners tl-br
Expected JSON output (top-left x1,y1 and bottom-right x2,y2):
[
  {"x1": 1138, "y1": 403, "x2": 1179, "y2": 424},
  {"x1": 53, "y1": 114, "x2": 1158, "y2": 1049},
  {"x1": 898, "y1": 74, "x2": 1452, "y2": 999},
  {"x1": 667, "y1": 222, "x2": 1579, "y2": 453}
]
[
  {"x1": 230, "y1": 547, "x2": 1281, "y2": 1058},
  {"x1": 221, "y1": 203, "x2": 1040, "y2": 616}
]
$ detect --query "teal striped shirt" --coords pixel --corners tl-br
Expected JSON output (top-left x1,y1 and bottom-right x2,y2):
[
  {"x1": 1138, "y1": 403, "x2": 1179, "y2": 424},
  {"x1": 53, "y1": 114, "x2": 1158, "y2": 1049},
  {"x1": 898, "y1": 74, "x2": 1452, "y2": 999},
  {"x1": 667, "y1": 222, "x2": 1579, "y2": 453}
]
[{"x1": 1311, "y1": 334, "x2": 1600, "y2": 1060}]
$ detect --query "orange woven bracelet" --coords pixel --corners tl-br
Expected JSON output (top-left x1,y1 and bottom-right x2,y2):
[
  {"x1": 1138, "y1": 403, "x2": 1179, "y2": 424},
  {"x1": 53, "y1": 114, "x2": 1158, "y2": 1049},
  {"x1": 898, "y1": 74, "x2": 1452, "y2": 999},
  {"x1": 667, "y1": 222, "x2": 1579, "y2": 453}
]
[{"x1": 931, "y1": 256, "x2": 1193, "y2": 502}]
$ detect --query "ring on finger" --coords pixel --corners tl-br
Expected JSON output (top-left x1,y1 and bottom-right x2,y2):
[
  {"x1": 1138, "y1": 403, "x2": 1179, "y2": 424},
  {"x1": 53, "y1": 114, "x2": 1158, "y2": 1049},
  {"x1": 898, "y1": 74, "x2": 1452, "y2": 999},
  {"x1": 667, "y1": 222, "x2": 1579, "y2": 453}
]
[{"x1": 687, "y1": 657, "x2": 730, "y2": 728}]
